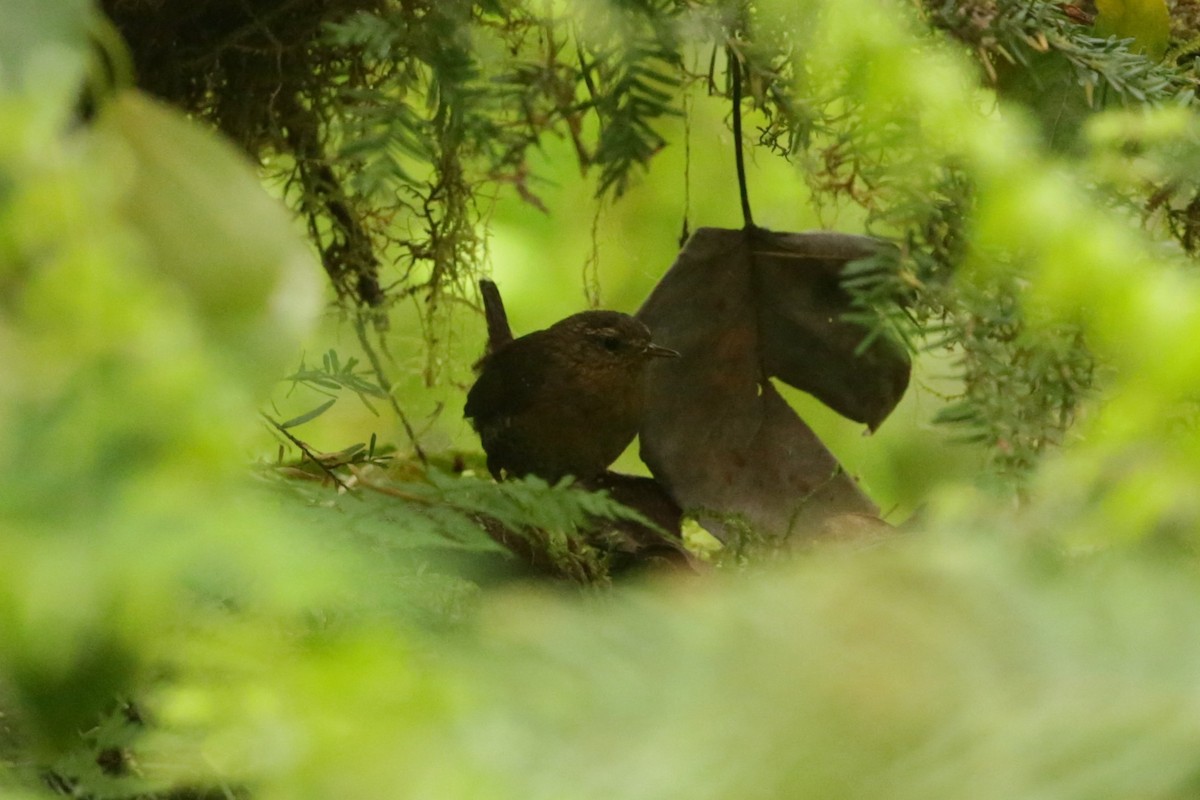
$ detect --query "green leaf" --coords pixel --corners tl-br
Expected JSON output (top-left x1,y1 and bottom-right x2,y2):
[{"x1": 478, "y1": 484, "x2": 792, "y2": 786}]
[
  {"x1": 0, "y1": 0, "x2": 90, "y2": 98},
  {"x1": 280, "y1": 398, "x2": 337, "y2": 429},
  {"x1": 94, "y1": 91, "x2": 322, "y2": 390}
]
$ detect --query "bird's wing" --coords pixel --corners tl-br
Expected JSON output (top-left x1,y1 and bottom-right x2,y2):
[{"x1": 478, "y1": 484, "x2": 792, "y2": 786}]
[{"x1": 463, "y1": 334, "x2": 552, "y2": 421}]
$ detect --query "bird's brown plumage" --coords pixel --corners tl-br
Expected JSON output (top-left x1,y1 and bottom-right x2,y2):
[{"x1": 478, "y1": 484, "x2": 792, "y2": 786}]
[{"x1": 465, "y1": 301, "x2": 677, "y2": 482}]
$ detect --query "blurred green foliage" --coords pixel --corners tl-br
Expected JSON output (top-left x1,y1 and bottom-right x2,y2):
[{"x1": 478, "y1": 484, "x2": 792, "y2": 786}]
[{"x1": 7, "y1": 1, "x2": 1200, "y2": 799}]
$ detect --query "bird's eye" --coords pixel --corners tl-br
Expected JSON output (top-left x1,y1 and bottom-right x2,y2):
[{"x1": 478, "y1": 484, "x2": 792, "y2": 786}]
[{"x1": 601, "y1": 336, "x2": 622, "y2": 352}]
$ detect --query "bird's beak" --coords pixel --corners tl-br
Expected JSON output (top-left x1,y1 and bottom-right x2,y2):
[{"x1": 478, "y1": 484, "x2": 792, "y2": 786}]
[{"x1": 645, "y1": 342, "x2": 680, "y2": 358}]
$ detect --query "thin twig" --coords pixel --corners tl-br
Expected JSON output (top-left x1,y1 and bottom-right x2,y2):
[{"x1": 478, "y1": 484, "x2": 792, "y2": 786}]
[
  {"x1": 353, "y1": 311, "x2": 429, "y2": 464},
  {"x1": 262, "y1": 413, "x2": 353, "y2": 493},
  {"x1": 679, "y1": 89, "x2": 693, "y2": 247},
  {"x1": 728, "y1": 43, "x2": 755, "y2": 230},
  {"x1": 182, "y1": 0, "x2": 311, "y2": 69},
  {"x1": 347, "y1": 464, "x2": 431, "y2": 504},
  {"x1": 576, "y1": 36, "x2": 601, "y2": 130}
]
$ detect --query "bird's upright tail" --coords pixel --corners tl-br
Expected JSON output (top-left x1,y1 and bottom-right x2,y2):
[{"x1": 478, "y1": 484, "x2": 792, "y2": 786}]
[{"x1": 479, "y1": 278, "x2": 513, "y2": 361}]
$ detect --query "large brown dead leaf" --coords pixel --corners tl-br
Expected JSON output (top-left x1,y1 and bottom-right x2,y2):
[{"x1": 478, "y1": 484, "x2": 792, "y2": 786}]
[{"x1": 636, "y1": 227, "x2": 910, "y2": 542}]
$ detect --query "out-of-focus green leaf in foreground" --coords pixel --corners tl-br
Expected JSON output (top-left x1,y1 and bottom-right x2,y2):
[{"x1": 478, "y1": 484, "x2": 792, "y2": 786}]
[
  {"x1": 0, "y1": 65, "x2": 326, "y2": 760},
  {"x1": 131, "y1": 540, "x2": 1200, "y2": 800}
]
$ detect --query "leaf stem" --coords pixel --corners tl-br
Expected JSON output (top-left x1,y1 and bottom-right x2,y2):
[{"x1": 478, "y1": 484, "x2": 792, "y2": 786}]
[{"x1": 728, "y1": 44, "x2": 754, "y2": 230}]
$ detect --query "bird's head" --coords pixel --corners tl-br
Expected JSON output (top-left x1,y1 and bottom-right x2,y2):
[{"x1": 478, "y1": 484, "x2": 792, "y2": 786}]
[{"x1": 552, "y1": 310, "x2": 679, "y2": 366}]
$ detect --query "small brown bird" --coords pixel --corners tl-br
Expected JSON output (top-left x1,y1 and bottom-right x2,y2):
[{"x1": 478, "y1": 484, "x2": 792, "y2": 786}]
[{"x1": 465, "y1": 280, "x2": 678, "y2": 483}]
